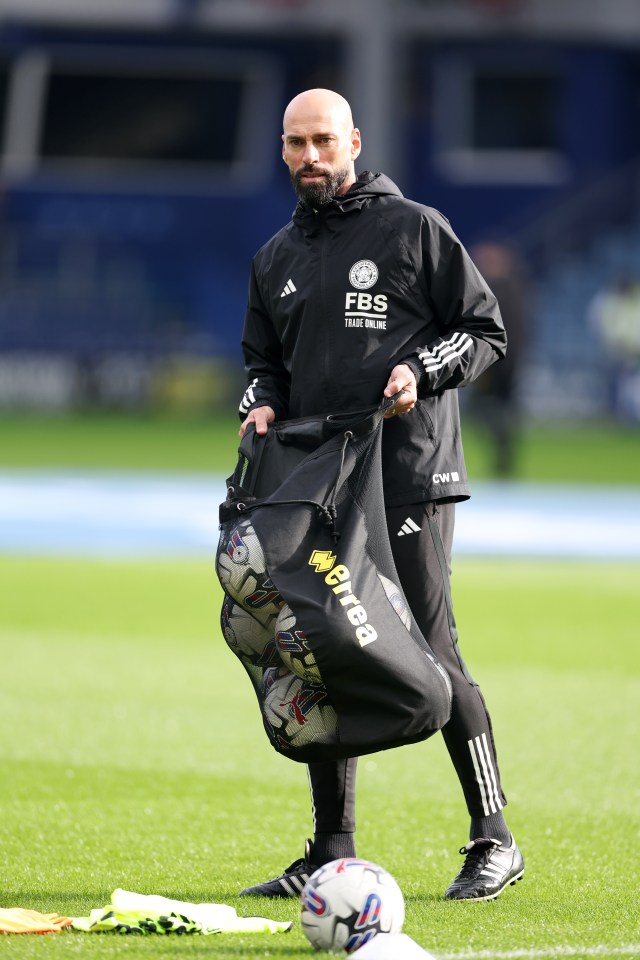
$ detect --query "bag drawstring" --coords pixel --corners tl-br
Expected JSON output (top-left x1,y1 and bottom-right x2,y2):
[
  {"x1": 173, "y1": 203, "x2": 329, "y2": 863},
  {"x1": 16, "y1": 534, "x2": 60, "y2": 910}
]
[
  {"x1": 323, "y1": 430, "x2": 353, "y2": 543},
  {"x1": 229, "y1": 430, "x2": 354, "y2": 546}
]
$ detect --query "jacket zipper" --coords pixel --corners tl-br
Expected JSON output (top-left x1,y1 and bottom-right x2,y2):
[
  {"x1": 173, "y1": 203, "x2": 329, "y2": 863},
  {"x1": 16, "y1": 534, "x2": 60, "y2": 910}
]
[
  {"x1": 415, "y1": 401, "x2": 436, "y2": 442},
  {"x1": 319, "y1": 217, "x2": 336, "y2": 409}
]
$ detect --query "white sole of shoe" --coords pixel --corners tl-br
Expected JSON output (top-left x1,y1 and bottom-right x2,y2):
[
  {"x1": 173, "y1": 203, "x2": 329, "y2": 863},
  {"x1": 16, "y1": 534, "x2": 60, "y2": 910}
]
[{"x1": 447, "y1": 869, "x2": 525, "y2": 902}]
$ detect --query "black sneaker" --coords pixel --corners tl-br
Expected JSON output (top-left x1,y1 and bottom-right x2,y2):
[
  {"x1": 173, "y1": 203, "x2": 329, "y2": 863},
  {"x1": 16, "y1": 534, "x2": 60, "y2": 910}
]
[
  {"x1": 238, "y1": 839, "x2": 318, "y2": 898},
  {"x1": 445, "y1": 836, "x2": 524, "y2": 901}
]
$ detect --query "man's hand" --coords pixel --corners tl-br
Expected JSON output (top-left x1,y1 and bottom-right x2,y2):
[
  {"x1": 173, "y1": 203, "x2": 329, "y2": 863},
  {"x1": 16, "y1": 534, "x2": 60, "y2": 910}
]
[
  {"x1": 383, "y1": 364, "x2": 417, "y2": 417},
  {"x1": 239, "y1": 405, "x2": 276, "y2": 438}
]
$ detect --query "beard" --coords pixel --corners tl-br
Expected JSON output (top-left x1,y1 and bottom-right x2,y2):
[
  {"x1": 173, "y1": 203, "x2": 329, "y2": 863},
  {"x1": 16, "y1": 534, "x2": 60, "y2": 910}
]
[{"x1": 291, "y1": 163, "x2": 350, "y2": 206}]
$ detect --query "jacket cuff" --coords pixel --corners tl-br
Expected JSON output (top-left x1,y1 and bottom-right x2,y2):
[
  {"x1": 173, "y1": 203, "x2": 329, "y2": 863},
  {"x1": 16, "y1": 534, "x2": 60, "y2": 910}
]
[{"x1": 398, "y1": 356, "x2": 424, "y2": 389}]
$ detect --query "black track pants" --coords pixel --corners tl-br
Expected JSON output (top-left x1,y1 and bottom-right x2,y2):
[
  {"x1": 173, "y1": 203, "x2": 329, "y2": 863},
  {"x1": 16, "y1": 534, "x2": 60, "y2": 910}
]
[{"x1": 307, "y1": 500, "x2": 506, "y2": 830}]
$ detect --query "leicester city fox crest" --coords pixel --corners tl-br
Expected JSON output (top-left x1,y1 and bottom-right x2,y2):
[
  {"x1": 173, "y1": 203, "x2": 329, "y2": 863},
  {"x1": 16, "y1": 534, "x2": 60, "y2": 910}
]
[{"x1": 349, "y1": 260, "x2": 378, "y2": 290}]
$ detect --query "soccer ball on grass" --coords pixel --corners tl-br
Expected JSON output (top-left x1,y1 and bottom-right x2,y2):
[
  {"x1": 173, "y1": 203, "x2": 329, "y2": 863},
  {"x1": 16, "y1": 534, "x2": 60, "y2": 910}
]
[{"x1": 300, "y1": 858, "x2": 405, "y2": 954}]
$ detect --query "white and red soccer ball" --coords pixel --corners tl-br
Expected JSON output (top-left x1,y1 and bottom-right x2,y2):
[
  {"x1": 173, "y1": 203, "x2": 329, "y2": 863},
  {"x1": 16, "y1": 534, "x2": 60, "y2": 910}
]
[
  {"x1": 300, "y1": 857, "x2": 405, "y2": 954},
  {"x1": 261, "y1": 666, "x2": 338, "y2": 751}
]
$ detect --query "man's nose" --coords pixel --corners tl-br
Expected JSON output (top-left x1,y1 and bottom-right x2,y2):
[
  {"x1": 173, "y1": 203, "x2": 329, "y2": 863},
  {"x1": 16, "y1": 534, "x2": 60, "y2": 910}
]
[{"x1": 302, "y1": 142, "x2": 320, "y2": 164}]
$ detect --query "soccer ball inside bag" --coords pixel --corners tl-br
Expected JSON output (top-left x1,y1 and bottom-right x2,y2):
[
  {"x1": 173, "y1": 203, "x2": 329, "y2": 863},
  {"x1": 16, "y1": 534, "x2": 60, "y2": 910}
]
[
  {"x1": 275, "y1": 604, "x2": 322, "y2": 682},
  {"x1": 301, "y1": 858, "x2": 405, "y2": 954},
  {"x1": 377, "y1": 573, "x2": 412, "y2": 631},
  {"x1": 216, "y1": 519, "x2": 284, "y2": 617},
  {"x1": 261, "y1": 667, "x2": 338, "y2": 751},
  {"x1": 220, "y1": 594, "x2": 280, "y2": 667}
]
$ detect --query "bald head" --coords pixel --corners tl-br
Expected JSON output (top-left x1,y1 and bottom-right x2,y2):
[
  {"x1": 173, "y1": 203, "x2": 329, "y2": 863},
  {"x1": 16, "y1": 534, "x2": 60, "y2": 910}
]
[
  {"x1": 282, "y1": 88, "x2": 361, "y2": 205},
  {"x1": 283, "y1": 88, "x2": 355, "y2": 136}
]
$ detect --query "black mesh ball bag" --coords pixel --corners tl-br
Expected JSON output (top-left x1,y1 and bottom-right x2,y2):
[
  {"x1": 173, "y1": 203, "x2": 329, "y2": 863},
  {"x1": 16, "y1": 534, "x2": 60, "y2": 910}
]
[{"x1": 216, "y1": 396, "x2": 452, "y2": 763}]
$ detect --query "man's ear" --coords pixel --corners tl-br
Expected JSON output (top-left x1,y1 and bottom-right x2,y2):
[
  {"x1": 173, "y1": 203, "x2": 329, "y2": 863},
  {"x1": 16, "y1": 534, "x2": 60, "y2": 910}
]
[{"x1": 351, "y1": 127, "x2": 362, "y2": 160}]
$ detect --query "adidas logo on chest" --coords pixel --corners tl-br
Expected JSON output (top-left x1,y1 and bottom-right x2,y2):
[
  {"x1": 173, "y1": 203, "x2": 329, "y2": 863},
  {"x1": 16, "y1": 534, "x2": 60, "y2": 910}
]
[{"x1": 280, "y1": 279, "x2": 297, "y2": 297}]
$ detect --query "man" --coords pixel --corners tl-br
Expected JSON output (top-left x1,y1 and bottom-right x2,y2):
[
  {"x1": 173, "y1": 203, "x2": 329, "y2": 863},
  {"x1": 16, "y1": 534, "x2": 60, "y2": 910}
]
[{"x1": 236, "y1": 88, "x2": 524, "y2": 901}]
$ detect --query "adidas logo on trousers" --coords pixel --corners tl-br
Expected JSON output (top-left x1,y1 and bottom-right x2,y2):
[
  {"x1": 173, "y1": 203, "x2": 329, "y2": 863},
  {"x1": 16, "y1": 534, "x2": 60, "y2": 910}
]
[{"x1": 397, "y1": 517, "x2": 421, "y2": 536}]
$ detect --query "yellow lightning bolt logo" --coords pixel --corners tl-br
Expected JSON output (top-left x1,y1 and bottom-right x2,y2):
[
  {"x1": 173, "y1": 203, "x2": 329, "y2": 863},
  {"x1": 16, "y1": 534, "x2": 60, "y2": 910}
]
[{"x1": 308, "y1": 550, "x2": 336, "y2": 573}]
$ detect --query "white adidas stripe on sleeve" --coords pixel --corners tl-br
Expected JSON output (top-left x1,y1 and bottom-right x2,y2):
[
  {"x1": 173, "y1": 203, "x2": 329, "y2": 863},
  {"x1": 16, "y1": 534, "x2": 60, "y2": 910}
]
[
  {"x1": 239, "y1": 378, "x2": 258, "y2": 414},
  {"x1": 418, "y1": 333, "x2": 473, "y2": 373}
]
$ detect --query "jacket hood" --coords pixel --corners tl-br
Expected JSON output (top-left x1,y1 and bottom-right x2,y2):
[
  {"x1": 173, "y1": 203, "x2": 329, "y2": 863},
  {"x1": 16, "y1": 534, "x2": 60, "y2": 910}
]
[
  {"x1": 343, "y1": 170, "x2": 404, "y2": 201},
  {"x1": 292, "y1": 171, "x2": 403, "y2": 224}
]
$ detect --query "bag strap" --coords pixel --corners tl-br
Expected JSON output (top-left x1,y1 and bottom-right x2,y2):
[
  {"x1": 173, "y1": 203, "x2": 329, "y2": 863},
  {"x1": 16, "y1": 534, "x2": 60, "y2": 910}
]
[{"x1": 220, "y1": 394, "x2": 402, "y2": 533}]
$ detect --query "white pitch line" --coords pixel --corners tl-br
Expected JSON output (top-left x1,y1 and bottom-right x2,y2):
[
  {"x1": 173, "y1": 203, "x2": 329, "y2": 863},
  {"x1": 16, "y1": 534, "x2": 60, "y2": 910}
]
[{"x1": 438, "y1": 946, "x2": 640, "y2": 959}]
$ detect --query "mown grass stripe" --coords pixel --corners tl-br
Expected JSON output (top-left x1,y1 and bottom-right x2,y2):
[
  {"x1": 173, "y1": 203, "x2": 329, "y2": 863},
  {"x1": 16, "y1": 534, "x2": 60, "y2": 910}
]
[{"x1": 441, "y1": 946, "x2": 640, "y2": 959}]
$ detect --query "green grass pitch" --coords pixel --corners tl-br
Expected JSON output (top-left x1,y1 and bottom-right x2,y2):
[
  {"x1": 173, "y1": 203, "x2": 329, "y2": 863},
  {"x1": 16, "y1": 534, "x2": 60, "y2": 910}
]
[
  {"x1": 1, "y1": 553, "x2": 638, "y2": 958},
  {"x1": 0, "y1": 411, "x2": 639, "y2": 484}
]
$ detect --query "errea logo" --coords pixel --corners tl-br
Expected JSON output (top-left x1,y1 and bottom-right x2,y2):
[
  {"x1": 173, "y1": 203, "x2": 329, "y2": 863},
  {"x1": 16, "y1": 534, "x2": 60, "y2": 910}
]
[
  {"x1": 308, "y1": 549, "x2": 336, "y2": 573},
  {"x1": 308, "y1": 550, "x2": 377, "y2": 648}
]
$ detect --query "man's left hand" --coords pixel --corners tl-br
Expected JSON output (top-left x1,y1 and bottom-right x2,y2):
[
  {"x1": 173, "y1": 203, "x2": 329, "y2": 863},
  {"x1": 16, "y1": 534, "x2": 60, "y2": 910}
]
[{"x1": 383, "y1": 364, "x2": 417, "y2": 417}]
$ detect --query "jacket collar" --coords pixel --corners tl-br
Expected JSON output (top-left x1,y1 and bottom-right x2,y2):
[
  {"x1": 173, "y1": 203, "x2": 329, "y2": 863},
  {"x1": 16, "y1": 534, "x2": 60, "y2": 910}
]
[{"x1": 292, "y1": 170, "x2": 402, "y2": 229}]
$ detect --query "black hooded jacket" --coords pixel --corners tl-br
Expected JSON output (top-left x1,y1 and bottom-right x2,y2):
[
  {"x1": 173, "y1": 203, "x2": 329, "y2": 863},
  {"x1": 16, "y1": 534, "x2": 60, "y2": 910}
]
[{"x1": 239, "y1": 171, "x2": 507, "y2": 506}]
